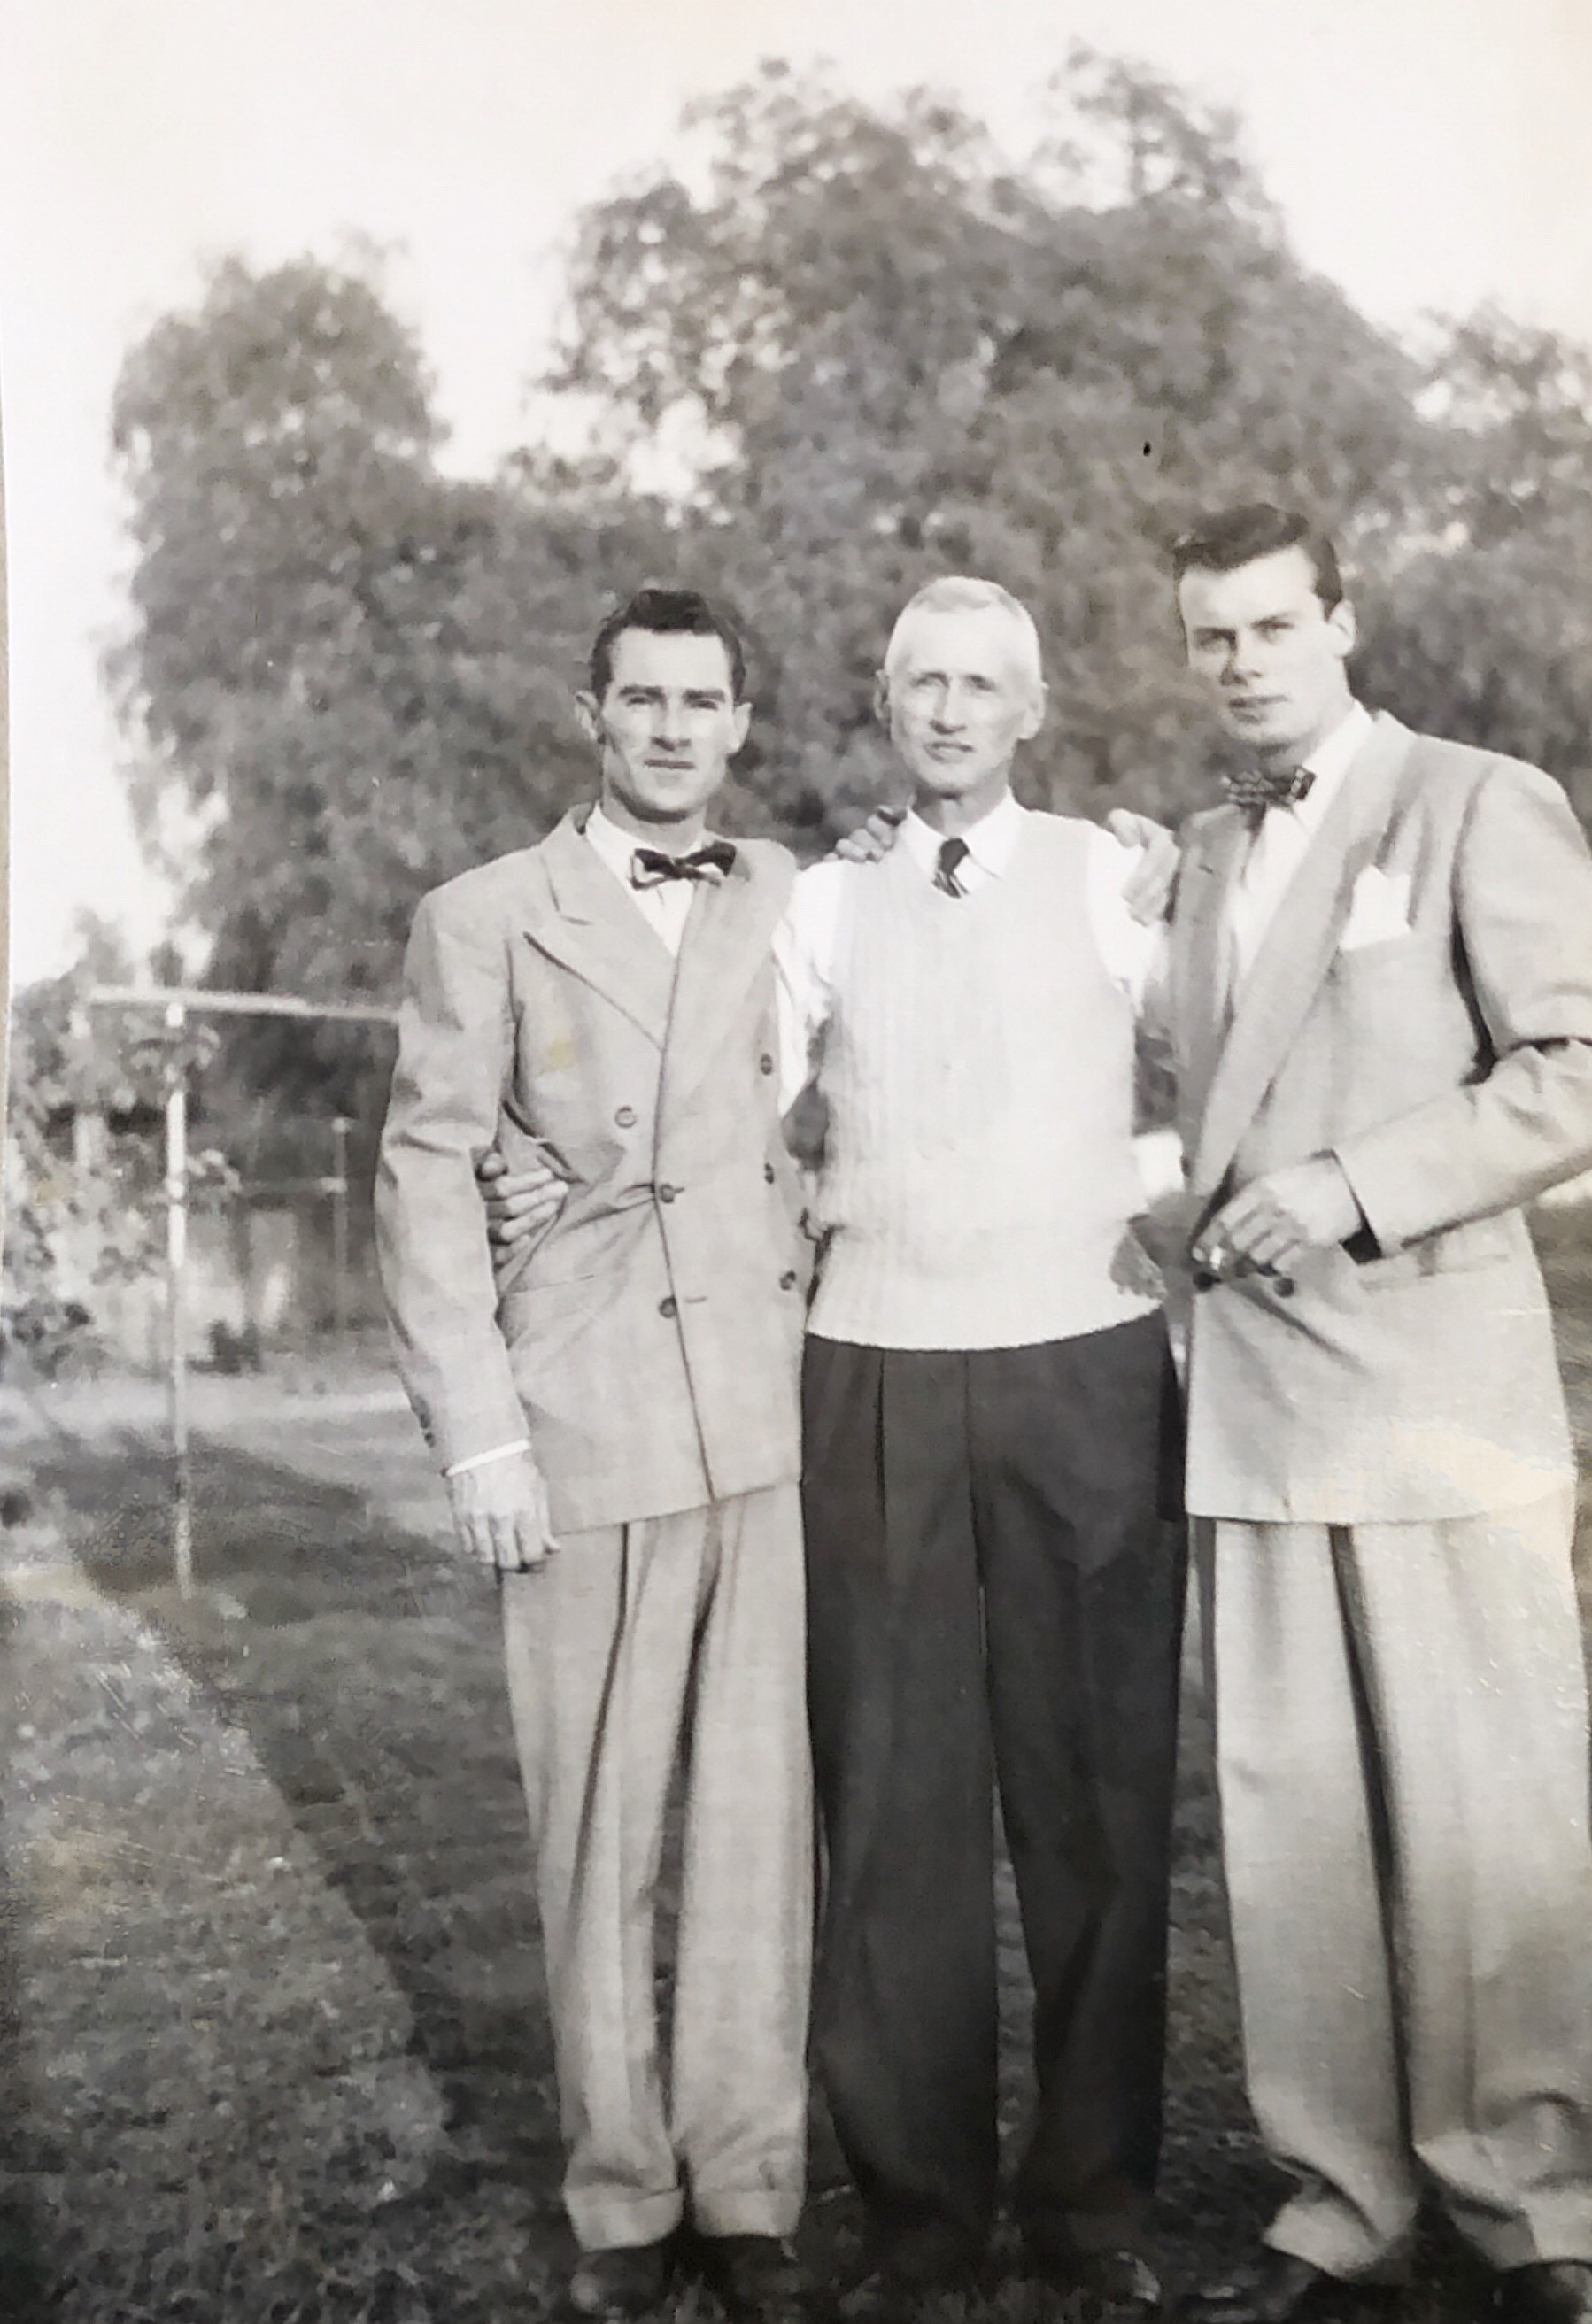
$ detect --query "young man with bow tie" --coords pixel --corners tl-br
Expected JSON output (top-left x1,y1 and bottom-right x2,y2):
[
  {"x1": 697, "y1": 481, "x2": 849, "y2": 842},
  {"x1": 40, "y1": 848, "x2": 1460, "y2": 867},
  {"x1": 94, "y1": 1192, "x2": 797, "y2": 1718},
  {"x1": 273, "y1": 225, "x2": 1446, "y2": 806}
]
[
  {"x1": 375, "y1": 588, "x2": 815, "y2": 2324},
  {"x1": 1163, "y1": 505, "x2": 1592, "y2": 2324}
]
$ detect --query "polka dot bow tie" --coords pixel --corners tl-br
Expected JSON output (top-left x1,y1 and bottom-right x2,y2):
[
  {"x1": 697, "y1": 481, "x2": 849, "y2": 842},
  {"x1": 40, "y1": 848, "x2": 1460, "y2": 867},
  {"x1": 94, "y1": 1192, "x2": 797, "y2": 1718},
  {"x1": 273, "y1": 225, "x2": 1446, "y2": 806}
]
[{"x1": 630, "y1": 841, "x2": 738, "y2": 887}]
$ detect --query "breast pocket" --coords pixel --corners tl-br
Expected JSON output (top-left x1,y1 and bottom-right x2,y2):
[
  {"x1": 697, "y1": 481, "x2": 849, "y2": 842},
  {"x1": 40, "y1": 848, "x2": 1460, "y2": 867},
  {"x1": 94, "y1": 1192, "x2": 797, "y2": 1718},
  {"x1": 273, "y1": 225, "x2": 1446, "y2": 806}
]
[{"x1": 1326, "y1": 931, "x2": 1472, "y2": 1124}]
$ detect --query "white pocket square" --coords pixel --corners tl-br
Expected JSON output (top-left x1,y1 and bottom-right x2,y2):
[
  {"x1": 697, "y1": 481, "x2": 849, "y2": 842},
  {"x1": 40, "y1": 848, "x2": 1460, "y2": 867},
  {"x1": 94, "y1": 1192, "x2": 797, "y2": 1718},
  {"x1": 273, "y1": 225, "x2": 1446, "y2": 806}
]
[{"x1": 1339, "y1": 867, "x2": 1411, "y2": 952}]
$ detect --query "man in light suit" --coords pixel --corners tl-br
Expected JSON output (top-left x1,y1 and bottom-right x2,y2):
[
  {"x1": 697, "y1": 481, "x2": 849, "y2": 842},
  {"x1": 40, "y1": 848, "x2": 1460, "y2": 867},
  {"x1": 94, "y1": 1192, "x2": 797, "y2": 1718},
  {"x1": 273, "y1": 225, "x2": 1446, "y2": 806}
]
[
  {"x1": 375, "y1": 589, "x2": 814, "y2": 2324},
  {"x1": 1161, "y1": 504, "x2": 1592, "y2": 2324}
]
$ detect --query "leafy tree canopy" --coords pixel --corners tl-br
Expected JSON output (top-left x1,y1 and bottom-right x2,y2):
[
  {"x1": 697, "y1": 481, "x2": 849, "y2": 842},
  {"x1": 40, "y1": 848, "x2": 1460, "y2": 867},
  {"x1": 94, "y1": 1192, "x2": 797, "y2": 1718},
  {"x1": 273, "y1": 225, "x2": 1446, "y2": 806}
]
[{"x1": 106, "y1": 48, "x2": 1592, "y2": 1114}]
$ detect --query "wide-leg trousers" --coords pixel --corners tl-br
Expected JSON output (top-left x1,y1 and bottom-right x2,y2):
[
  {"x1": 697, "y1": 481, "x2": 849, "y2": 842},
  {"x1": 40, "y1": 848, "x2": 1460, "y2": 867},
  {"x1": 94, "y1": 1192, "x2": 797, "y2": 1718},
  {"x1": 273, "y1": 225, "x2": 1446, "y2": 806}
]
[
  {"x1": 1201, "y1": 1492, "x2": 1592, "y2": 2278},
  {"x1": 801, "y1": 1316, "x2": 1186, "y2": 2266},
  {"x1": 501, "y1": 1483, "x2": 813, "y2": 2251}
]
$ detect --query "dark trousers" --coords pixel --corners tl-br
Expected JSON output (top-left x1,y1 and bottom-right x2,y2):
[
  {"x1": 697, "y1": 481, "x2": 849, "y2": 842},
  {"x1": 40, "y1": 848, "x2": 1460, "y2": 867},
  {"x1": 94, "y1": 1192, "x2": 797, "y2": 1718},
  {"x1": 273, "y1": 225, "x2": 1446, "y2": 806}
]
[{"x1": 801, "y1": 1316, "x2": 1186, "y2": 2266}]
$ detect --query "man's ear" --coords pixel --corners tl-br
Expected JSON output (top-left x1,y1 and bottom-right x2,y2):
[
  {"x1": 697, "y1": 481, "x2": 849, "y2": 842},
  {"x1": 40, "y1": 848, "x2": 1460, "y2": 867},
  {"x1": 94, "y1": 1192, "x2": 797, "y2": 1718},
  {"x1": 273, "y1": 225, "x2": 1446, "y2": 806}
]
[
  {"x1": 1018, "y1": 680, "x2": 1049, "y2": 745},
  {"x1": 872, "y1": 671, "x2": 891, "y2": 730},
  {"x1": 1328, "y1": 598, "x2": 1357, "y2": 661},
  {"x1": 730, "y1": 699, "x2": 753, "y2": 754},
  {"x1": 574, "y1": 690, "x2": 603, "y2": 748}
]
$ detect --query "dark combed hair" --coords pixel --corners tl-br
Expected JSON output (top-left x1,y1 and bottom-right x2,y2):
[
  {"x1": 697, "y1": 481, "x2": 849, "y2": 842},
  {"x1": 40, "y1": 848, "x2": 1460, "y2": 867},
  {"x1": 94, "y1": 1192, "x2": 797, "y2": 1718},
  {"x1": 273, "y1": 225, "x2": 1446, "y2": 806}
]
[
  {"x1": 1171, "y1": 503, "x2": 1345, "y2": 611},
  {"x1": 588, "y1": 586, "x2": 750, "y2": 701}
]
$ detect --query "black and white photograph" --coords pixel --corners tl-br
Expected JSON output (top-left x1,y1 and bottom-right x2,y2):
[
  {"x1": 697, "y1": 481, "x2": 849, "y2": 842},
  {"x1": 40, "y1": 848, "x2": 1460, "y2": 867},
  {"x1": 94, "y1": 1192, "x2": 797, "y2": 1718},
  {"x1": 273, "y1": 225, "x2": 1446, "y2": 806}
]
[{"x1": 4, "y1": 4, "x2": 1592, "y2": 2320}]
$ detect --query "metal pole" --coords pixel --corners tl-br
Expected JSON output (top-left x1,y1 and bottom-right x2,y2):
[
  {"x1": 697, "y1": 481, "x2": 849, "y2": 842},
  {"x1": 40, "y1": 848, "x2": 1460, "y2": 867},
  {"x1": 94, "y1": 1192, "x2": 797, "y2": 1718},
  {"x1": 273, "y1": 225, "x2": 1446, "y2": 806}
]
[
  {"x1": 164, "y1": 1001, "x2": 193, "y2": 1594},
  {"x1": 330, "y1": 1116, "x2": 352, "y2": 1337}
]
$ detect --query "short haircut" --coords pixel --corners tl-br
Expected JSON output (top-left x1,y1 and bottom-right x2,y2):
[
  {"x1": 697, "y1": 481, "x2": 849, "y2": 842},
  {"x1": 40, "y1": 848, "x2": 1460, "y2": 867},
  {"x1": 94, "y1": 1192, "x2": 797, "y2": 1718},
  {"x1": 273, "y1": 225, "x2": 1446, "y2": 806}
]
[
  {"x1": 1171, "y1": 504, "x2": 1345, "y2": 612},
  {"x1": 588, "y1": 586, "x2": 749, "y2": 701},
  {"x1": 883, "y1": 576, "x2": 1044, "y2": 691}
]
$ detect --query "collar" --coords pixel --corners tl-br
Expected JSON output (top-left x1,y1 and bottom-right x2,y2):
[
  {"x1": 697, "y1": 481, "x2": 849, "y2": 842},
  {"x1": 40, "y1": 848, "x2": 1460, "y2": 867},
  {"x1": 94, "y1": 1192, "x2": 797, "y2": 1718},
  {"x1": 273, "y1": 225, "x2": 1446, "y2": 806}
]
[
  {"x1": 900, "y1": 789, "x2": 1026, "y2": 881},
  {"x1": 1278, "y1": 700, "x2": 1373, "y2": 835},
  {"x1": 586, "y1": 801, "x2": 717, "y2": 889}
]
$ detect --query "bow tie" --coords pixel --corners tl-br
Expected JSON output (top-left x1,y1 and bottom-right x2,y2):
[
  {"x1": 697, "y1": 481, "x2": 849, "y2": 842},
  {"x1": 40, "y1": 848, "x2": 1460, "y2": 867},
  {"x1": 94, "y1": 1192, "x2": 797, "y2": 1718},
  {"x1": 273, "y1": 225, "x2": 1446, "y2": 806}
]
[
  {"x1": 630, "y1": 841, "x2": 737, "y2": 888},
  {"x1": 1222, "y1": 764, "x2": 1316, "y2": 817}
]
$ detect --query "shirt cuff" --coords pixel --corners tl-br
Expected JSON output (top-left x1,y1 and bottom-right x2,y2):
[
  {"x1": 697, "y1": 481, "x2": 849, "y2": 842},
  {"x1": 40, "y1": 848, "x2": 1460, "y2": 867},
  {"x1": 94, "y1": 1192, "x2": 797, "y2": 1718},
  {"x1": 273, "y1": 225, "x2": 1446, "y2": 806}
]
[
  {"x1": 1132, "y1": 1128, "x2": 1186, "y2": 1209},
  {"x1": 444, "y1": 1440, "x2": 530, "y2": 1479}
]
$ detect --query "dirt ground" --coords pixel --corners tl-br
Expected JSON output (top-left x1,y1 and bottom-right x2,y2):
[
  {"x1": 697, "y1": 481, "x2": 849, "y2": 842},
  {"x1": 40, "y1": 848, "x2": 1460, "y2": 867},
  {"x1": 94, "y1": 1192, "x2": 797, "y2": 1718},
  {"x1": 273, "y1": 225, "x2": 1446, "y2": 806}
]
[{"x1": 4, "y1": 1231, "x2": 1592, "y2": 2324}]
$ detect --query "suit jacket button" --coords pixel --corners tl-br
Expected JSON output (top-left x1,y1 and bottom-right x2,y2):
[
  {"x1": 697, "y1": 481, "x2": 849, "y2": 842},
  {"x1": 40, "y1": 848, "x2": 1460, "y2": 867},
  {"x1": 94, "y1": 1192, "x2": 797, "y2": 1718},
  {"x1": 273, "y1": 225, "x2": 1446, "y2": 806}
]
[
  {"x1": 780, "y1": 1270, "x2": 798, "y2": 1290},
  {"x1": 615, "y1": 1105, "x2": 638, "y2": 1128},
  {"x1": 657, "y1": 1183, "x2": 678, "y2": 1203},
  {"x1": 764, "y1": 1162, "x2": 777, "y2": 1185},
  {"x1": 658, "y1": 1295, "x2": 677, "y2": 1319},
  {"x1": 759, "y1": 1054, "x2": 775, "y2": 1076}
]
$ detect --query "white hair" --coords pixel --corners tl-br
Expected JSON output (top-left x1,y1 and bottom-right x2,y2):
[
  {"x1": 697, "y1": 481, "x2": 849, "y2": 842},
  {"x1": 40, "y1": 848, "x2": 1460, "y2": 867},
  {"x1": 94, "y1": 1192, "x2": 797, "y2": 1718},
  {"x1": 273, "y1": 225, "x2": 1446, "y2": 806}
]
[{"x1": 882, "y1": 576, "x2": 1044, "y2": 691}]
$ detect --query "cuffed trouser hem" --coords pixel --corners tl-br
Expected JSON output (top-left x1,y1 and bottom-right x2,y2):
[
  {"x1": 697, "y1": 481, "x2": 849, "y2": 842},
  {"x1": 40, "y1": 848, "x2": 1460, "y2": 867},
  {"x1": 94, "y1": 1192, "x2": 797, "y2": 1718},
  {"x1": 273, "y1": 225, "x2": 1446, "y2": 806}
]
[
  {"x1": 567, "y1": 2188, "x2": 684, "y2": 2252},
  {"x1": 1262, "y1": 2210, "x2": 1414, "y2": 2284},
  {"x1": 692, "y1": 2187, "x2": 805, "y2": 2239},
  {"x1": 1453, "y1": 2214, "x2": 1592, "y2": 2275}
]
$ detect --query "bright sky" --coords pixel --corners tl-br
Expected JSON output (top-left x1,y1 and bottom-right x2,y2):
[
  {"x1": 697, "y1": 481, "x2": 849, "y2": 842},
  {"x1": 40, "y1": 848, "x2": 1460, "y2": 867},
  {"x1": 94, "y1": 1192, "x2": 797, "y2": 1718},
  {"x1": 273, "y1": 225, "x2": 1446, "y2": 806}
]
[{"x1": 4, "y1": 0, "x2": 1590, "y2": 988}]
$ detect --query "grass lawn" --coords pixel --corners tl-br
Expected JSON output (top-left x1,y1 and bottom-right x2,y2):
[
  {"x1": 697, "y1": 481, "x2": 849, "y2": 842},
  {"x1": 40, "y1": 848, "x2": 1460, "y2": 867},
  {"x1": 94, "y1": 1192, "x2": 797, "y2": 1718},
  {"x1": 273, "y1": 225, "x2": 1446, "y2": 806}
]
[{"x1": 2, "y1": 1225, "x2": 1590, "y2": 2323}]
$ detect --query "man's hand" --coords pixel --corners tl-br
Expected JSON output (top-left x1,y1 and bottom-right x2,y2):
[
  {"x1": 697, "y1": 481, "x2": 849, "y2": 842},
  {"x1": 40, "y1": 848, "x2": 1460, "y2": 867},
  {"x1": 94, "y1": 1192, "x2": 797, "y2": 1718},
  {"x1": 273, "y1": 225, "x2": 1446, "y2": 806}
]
[
  {"x1": 1105, "y1": 808, "x2": 1180, "y2": 926},
  {"x1": 832, "y1": 803, "x2": 908, "y2": 864},
  {"x1": 478, "y1": 1146, "x2": 568, "y2": 1248},
  {"x1": 1194, "y1": 1157, "x2": 1364, "y2": 1285},
  {"x1": 446, "y1": 1450, "x2": 556, "y2": 1573}
]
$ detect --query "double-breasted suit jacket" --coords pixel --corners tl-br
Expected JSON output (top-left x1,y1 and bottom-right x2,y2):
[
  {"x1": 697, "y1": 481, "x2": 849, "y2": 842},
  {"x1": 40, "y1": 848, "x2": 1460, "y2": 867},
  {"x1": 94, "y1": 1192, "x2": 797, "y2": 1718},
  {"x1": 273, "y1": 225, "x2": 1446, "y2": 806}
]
[
  {"x1": 375, "y1": 807, "x2": 808, "y2": 1535},
  {"x1": 1169, "y1": 710, "x2": 1592, "y2": 1524}
]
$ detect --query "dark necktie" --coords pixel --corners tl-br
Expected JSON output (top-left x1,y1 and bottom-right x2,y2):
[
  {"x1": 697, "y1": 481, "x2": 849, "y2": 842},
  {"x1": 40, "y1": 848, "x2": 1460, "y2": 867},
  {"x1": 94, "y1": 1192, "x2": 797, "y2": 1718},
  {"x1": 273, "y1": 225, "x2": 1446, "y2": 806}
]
[
  {"x1": 934, "y1": 837, "x2": 971, "y2": 897},
  {"x1": 1221, "y1": 764, "x2": 1316, "y2": 819},
  {"x1": 630, "y1": 840, "x2": 737, "y2": 888}
]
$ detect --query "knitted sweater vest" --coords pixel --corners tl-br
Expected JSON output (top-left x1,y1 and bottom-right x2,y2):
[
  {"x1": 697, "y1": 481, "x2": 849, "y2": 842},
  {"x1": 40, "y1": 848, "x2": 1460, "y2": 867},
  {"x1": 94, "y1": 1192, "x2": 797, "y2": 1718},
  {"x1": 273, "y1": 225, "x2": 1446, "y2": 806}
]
[{"x1": 808, "y1": 814, "x2": 1159, "y2": 1350}]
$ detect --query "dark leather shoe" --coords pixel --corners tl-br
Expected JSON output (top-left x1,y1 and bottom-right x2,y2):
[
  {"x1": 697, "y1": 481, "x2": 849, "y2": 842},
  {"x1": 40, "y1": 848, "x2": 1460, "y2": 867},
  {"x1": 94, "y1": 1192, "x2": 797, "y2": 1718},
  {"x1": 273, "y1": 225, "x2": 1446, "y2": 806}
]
[
  {"x1": 836, "y1": 2235, "x2": 980, "y2": 2321},
  {"x1": 1024, "y1": 2238, "x2": 1164, "y2": 2315},
  {"x1": 564, "y1": 2241, "x2": 674, "y2": 2321},
  {"x1": 1499, "y1": 2263, "x2": 1592, "y2": 2324},
  {"x1": 1180, "y1": 2251, "x2": 1346, "y2": 2324},
  {"x1": 1078, "y1": 2250, "x2": 1166, "y2": 2315},
  {"x1": 700, "y1": 2235, "x2": 815, "y2": 2324}
]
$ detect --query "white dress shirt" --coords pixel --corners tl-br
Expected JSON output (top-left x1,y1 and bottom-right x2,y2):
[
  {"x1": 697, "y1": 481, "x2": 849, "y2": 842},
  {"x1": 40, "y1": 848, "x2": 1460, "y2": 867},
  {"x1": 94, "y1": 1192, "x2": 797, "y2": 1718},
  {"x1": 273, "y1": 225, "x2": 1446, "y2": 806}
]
[
  {"x1": 1224, "y1": 701, "x2": 1373, "y2": 993},
  {"x1": 773, "y1": 791, "x2": 1180, "y2": 1205},
  {"x1": 583, "y1": 802, "x2": 704, "y2": 957}
]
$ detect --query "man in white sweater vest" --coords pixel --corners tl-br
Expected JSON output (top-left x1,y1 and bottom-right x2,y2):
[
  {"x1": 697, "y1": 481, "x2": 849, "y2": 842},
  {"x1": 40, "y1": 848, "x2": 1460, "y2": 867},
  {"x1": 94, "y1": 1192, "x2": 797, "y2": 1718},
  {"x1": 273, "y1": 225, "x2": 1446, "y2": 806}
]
[{"x1": 776, "y1": 579, "x2": 1185, "y2": 2320}]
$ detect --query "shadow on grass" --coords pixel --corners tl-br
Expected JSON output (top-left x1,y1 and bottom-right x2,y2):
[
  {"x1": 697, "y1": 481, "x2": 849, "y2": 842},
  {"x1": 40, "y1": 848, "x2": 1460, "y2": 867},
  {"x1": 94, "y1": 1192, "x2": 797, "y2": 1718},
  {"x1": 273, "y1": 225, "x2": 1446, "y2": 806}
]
[
  {"x1": 28, "y1": 1424, "x2": 1527, "y2": 2323},
  {"x1": 32, "y1": 1429, "x2": 569, "y2": 2320}
]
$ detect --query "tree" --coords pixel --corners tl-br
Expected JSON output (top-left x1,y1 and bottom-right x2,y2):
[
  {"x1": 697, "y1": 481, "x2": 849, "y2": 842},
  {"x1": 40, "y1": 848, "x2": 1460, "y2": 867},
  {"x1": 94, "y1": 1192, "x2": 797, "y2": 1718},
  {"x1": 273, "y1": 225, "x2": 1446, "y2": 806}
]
[
  {"x1": 110, "y1": 255, "x2": 675, "y2": 1116},
  {"x1": 1356, "y1": 314, "x2": 1592, "y2": 813},
  {"x1": 110, "y1": 48, "x2": 1592, "y2": 1092},
  {"x1": 541, "y1": 51, "x2": 1437, "y2": 827}
]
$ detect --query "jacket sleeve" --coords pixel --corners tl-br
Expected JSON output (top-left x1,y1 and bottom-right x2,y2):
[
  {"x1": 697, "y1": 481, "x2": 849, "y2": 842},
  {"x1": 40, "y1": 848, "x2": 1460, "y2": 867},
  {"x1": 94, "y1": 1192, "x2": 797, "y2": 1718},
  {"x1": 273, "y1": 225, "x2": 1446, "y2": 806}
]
[
  {"x1": 1335, "y1": 761, "x2": 1592, "y2": 1251},
  {"x1": 374, "y1": 888, "x2": 529, "y2": 1471}
]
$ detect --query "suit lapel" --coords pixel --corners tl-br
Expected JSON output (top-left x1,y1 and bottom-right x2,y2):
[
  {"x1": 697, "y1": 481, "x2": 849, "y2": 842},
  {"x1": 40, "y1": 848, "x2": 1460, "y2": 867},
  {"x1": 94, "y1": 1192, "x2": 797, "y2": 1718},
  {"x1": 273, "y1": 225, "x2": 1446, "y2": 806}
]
[
  {"x1": 1190, "y1": 713, "x2": 1419, "y2": 1196},
  {"x1": 660, "y1": 846, "x2": 788, "y2": 1123},
  {"x1": 1171, "y1": 810, "x2": 1249, "y2": 1149},
  {"x1": 525, "y1": 807, "x2": 676, "y2": 1048}
]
